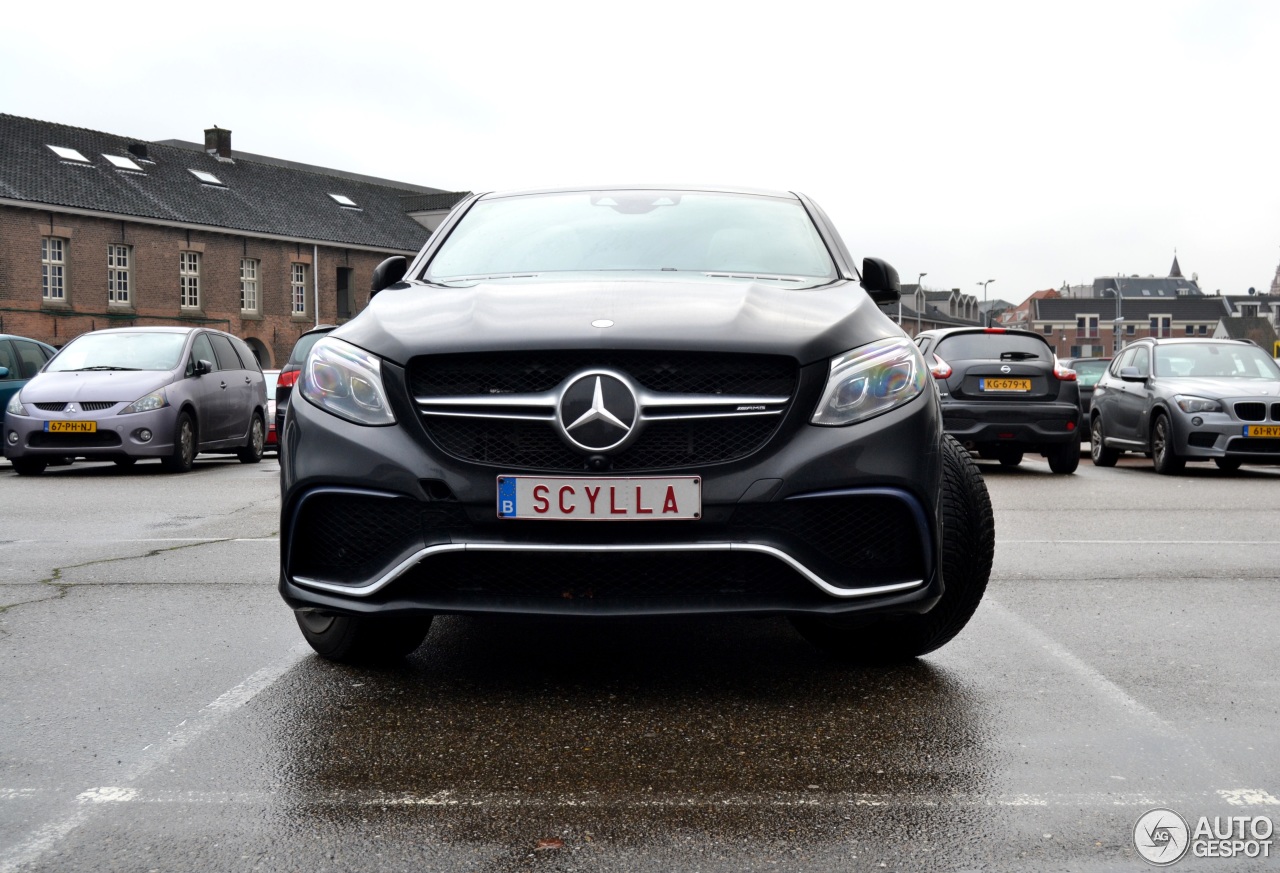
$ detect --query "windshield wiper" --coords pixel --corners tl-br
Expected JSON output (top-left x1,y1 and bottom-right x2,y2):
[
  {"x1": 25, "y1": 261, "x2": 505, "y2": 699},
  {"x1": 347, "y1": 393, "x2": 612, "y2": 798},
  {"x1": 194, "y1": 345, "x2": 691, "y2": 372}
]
[
  {"x1": 999, "y1": 352, "x2": 1039, "y2": 361},
  {"x1": 72, "y1": 366, "x2": 140, "y2": 371}
]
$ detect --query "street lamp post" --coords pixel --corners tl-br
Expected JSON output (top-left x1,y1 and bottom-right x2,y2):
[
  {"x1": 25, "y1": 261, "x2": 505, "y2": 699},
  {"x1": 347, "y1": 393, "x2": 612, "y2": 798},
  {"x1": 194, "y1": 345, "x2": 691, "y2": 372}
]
[
  {"x1": 1111, "y1": 274, "x2": 1124, "y2": 356},
  {"x1": 911, "y1": 272, "x2": 927, "y2": 334},
  {"x1": 978, "y1": 279, "x2": 995, "y2": 325}
]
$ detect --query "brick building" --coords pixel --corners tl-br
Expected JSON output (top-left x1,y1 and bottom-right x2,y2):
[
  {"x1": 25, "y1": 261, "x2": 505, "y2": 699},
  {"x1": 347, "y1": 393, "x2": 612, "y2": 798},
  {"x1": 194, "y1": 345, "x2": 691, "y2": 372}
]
[{"x1": 0, "y1": 114, "x2": 467, "y2": 366}]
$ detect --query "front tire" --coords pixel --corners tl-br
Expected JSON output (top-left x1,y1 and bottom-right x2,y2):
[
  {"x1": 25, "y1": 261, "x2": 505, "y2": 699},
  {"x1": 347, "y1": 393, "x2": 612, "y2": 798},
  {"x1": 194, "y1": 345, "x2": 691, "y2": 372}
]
[
  {"x1": 1046, "y1": 437, "x2": 1080, "y2": 474},
  {"x1": 161, "y1": 411, "x2": 197, "y2": 473},
  {"x1": 237, "y1": 413, "x2": 265, "y2": 464},
  {"x1": 1151, "y1": 414, "x2": 1185, "y2": 475},
  {"x1": 792, "y1": 434, "x2": 994, "y2": 663},
  {"x1": 1090, "y1": 416, "x2": 1118, "y2": 467},
  {"x1": 997, "y1": 450, "x2": 1024, "y2": 467},
  {"x1": 10, "y1": 459, "x2": 47, "y2": 476},
  {"x1": 295, "y1": 611, "x2": 432, "y2": 664},
  {"x1": 1214, "y1": 458, "x2": 1242, "y2": 472}
]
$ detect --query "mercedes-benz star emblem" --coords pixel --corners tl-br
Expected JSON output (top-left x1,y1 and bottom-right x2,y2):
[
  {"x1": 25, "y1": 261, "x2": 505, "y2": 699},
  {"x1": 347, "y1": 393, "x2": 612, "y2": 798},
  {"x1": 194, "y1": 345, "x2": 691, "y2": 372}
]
[{"x1": 557, "y1": 371, "x2": 639, "y2": 453}]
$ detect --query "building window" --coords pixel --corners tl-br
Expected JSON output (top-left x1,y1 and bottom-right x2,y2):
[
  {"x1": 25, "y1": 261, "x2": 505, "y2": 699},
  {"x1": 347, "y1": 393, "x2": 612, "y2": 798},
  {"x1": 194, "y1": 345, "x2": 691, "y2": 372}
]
[
  {"x1": 1042, "y1": 324, "x2": 1052, "y2": 334},
  {"x1": 107, "y1": 244, "x2": 130, "y2": 306},
  {"x1": 1185, "y1": 324, "x2": 1195, "y2": 336},
  {"x1": 1076, "y1": 315, "x2": 1099, "y2": 339},
  {"x1": 240, "y1": 259, "x2": 260, "y2": 312},
  {"x1": 1198, "y1": 324, "x2": 1208, "y2": 335},
  {"x1": 1150, "y1": 315, "x2": 1171, "y2": 338},
  {"x1": 337, "y1": 267, "x2": 354, "y2": 318},
  {"x1": 180, "y1": 251, "x2": 201, "y2": 309},
  {"x1": 291, "y1": 263, "x2": 308, "y2": 315},
  {"x1": 41, "y1": 237, "x2": 67, "y2": 301},
  {"x1": 1126, "y1": 323, "x2": 1136, "y2": 335}
]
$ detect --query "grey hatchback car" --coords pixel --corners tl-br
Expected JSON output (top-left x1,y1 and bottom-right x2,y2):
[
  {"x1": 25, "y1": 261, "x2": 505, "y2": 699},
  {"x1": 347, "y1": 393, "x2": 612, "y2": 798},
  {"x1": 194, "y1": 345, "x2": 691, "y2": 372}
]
[
  {"x1": 1089, "y1": 337, "x2": 1280, "y2": 473},
  {"x1": 4, "y1": 326, "x2": 267, "y2": 475}
]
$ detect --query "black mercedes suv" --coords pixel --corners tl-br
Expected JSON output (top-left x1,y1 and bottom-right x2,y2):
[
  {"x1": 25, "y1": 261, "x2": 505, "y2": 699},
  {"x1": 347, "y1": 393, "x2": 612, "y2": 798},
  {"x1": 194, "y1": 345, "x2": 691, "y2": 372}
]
[
  {"x1": 914, "y1": 327, "x2": 1081, "y2": 474},
  {"x1": 279, "y1": 186, "x2": 994, "y2": 664}
]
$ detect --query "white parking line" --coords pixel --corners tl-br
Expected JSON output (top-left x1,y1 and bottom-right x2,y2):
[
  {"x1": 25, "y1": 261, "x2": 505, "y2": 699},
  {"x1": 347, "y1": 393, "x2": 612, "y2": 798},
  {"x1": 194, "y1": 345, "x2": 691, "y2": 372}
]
[{"x1": 0, "y1": 645, "x2": 307, "y2": 873}]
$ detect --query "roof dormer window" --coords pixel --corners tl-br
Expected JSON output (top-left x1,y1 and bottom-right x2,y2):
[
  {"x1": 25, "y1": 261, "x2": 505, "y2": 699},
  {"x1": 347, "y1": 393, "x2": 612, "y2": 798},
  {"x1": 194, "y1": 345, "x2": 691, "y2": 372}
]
[
  {"x1": 103, "y1": 154, "x2": 144, "y2": 172},
  {"x1": 47, "y1": 145, "x2": 90, "y2": 163},
  {"x1": 329, "y1": 193, "x2": 360, "y2": 209}
]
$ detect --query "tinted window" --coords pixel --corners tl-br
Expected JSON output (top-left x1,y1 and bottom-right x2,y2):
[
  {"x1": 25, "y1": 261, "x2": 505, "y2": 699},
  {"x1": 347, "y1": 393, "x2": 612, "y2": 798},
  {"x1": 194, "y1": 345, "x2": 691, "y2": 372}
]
[
  {"x1": 425, "y1": 191, "x2": 837, "y2": 281},
  {"x1": 47, "y1": 332, "x2": 186, "y2": 372},
  {"x1": 209, "y1": 334, "x2": 242, "y2": 371},
  {"x1": 12, "y1": 340, "x2": 49, "y2": 379},
  {"x1": 933, "y1": 334, "x2": 1052, "y2": 362},
  {"x1": 230, "y1": 337, "x2": 261, "y2": 372},
  {"x1": 287, "y1": 331, "x2": 331, "y2": 367},
  {"x1": 189, "y1": 333, "x2": 216, "y2": 374},
  {"x1": 0, "y1": 341, "x2": 17, "y2": 380},
  {"x1": 1155, "y1": 343, "x2": 1280, "y2": 379},
  {"x1": 1130, "y1": 347, "x2": 1150, "y2": 377},
  {"x1": 1068, "y1": 359, "x2": 1109, "y2": 387}
]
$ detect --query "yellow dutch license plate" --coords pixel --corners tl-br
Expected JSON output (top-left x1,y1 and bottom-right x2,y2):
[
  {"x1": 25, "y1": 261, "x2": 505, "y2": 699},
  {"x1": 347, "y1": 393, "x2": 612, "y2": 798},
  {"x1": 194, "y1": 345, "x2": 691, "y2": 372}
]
[
  {"x1": 1243, "y1": 425, "x2": 1280, "y2": 438},
  {"x1": 44, "y1": 420, "x2": 97, "y2": 433},
  {"x1": 980, "y1": 378, "x2": 1031, "y2": 392}
]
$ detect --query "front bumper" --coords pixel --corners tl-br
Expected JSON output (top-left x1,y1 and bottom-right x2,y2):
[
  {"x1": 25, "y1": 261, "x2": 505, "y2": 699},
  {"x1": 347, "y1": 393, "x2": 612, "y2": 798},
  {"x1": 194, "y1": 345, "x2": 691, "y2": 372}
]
[
  {"x1": 4, "y1": 404, "x2": 180, "y2": 461},
  {"x1": 1170, "y1": 408, "x2": 1280, "y2": 463},
  {"x1": 279, "y1": 371, "x2": 946, "y2": 619}
]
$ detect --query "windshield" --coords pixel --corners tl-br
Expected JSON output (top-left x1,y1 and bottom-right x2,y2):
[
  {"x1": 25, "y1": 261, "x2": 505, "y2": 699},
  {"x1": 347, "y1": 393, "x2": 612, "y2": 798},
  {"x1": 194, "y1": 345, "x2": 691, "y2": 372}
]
[
  {"x1": 1068, "y1": 359, "x2": 1110, "y2": 387},
  {"x1": 424, "y1": 190, "x2": 838, "y2": 282},
  {"x1": 1155, "y1": 343, "x2": 1280, "y2": 379},
  {"x1": 47, "y1": 332, "x2": 187, "y2": 373}
]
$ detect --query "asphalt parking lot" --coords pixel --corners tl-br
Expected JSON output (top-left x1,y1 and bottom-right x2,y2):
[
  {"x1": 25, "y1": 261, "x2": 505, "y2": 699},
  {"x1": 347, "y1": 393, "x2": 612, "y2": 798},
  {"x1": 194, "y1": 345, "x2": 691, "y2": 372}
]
[{"x1": 0, "y1": 453, "x2": 1277, "y2": 871}]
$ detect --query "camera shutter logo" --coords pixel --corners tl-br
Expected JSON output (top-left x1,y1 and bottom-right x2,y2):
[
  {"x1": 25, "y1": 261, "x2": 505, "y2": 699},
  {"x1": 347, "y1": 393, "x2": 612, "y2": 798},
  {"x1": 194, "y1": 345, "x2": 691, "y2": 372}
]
[{"x1": 1134, "y1": 808, "x2": 1190, "y2": 866}]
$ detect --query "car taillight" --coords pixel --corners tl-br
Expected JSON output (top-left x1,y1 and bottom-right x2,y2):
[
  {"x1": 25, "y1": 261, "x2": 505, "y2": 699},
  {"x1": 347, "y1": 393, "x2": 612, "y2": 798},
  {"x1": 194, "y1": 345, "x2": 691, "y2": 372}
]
[
  {"x1": 277, "y1": 368, "x2": 300, "y2": 389},
  {"x1": 929, "y1": 354, "x2": 952, "y2": 379},
  {"x1": 1053, "y1": 359, "x2": 1077, "y2": 381}
]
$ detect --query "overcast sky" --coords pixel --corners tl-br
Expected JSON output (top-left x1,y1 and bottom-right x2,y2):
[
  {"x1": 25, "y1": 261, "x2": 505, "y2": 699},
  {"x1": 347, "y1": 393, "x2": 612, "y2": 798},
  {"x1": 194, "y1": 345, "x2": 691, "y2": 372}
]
[{"x1": 5, "y1": 0, "x2": 1280, "y2": 305}]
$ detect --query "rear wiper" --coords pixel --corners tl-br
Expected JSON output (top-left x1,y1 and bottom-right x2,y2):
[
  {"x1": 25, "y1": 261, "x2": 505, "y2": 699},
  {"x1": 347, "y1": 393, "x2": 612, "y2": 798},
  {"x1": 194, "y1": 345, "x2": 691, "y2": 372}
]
[
  {"x1": 999, "y1": 352, "x2": 1039, "y2": 361},
  {"x1": 73, "y1": 366, "x2": 140, "y2": 371}
]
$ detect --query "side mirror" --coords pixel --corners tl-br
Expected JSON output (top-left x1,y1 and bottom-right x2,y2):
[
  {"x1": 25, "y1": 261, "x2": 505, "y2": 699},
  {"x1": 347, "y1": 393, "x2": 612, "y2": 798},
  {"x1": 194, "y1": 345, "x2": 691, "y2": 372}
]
[
  {"x1": 860, "y1": 257, "x2": 901, "y2": 304},
  {"x1": 0, "y1": 366, "x2": 9, "y2": 379},
  {"x1": 370, "y1": 256, "x2": 409, "y2": 297},
  {"x1": 1119, "y1": 367, "x2": 1144, "y2": 382},
  {"x1": 193, "y1": 359, "x2": 213, "y2": 376}
]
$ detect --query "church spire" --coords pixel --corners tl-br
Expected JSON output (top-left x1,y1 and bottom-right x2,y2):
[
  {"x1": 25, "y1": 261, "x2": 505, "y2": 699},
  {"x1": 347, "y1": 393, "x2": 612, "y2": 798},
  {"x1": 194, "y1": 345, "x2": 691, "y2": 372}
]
[{"x1": 1169, "y1": 249, "x2": 1183, "y2": 279}]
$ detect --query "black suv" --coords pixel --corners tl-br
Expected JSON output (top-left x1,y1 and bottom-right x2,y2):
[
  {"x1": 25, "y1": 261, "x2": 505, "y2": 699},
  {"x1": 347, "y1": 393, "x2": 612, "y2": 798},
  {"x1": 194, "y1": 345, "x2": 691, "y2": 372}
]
[
  {"x1": 915, "y1": 327, "x2": 1081, "y2": 474},
  {"x1": 278, "y1": 186, "x2": 994, "y2": 665}
]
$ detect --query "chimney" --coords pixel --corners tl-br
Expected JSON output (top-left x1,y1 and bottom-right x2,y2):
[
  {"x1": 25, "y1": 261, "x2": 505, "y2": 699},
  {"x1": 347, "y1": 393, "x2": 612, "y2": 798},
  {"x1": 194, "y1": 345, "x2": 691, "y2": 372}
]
[{"x1": 204, "y1": 126, "x2": 232, "y2": 158}]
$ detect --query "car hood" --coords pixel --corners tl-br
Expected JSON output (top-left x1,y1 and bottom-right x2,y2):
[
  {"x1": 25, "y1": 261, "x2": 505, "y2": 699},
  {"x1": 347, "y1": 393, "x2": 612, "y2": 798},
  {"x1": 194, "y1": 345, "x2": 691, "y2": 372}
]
[
  {"x1": 20, "y1": 370, "x2": 174, "y2": 403},
  {"x1": 337, "y1": 276, "x2": 903, "y2": 367},
  {"x1": 1157, "y1": 376, "x2": 1280, "y2": 398}
]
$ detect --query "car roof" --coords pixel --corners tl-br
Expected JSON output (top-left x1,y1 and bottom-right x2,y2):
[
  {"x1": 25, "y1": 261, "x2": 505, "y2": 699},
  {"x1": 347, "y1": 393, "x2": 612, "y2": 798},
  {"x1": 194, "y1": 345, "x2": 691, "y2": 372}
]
[{"x1": 474, "y1": 184, "x2": 802, "y2": 202}]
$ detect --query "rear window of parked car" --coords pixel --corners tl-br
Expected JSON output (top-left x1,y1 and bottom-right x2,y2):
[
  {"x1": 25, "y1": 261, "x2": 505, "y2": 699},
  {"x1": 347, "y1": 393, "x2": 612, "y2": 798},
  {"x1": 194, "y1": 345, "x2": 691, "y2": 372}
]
[{"x1": 933, "y1": 334, "x2": 1052, "y2": 362}]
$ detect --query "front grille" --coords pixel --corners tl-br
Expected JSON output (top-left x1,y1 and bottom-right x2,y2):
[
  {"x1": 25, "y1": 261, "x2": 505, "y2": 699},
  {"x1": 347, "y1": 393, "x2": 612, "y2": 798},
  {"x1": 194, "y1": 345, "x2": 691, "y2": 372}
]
[
  {"x1": 408, "y1": 351, "x2": 798, "y2": 472},
  {"x1": 34, "y1": 402, "x2": 117, "y2": 412},
  {"x1": 427, "y1": 416, "x2": 780, "y2": 471},
  {"x1": 289, "y1": 490, "x2": 926, "y2": 596},
  {"x1": 408, "y1": 351, "x2": 797, "y2": 397},
  {"x1": 1227, "y1": 438, "x2": 1280, "y2": 455},
  {"x1": 29, "y1": 431, "x2": 122, "y2": 448},
  {"x1": 1236, "y1": 402, "x2": 1267, "y2": 422},
  {"x1": 1274, "y1": 403, "x2": 1280, "y2": 422}
]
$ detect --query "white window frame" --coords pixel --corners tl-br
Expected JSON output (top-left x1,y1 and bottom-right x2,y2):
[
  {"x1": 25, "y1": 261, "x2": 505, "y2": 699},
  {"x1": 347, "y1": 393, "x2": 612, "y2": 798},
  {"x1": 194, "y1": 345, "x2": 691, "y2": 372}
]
[
  {"x1": 180, "y1": 251, "x2": 201, "y2": 309},
  {"x1": 107, "y1": 244, "x2": 131, "y2": 306},
  {"x1": 1076, "y1": 313, "x2": 1099, "y2": 339},
  {"x1": 1150, "y1": 314, "x2": 1172, "y2": 338},
  {"x1": 291, "y1": 263, "x2": 308, "y2": 315},
  {"x1": 42, "y1": 237, "x2": 67, "y2": 301},
  {"x1": 240, "y1": 258, "x2": 260, "y2": 313}
]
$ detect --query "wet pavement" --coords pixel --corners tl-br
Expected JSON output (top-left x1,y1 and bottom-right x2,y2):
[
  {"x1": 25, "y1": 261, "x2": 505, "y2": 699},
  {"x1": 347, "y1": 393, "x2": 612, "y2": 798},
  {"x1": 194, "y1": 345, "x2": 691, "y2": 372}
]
[{"x1": 1, "y1": 455, "x2": 1277, "y2": 871}]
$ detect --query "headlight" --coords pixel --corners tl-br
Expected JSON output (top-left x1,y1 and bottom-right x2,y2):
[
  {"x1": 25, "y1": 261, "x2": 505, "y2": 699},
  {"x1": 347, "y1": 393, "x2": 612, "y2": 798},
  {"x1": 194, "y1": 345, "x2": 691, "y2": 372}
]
[
  {"x1": 6, "y1": 393, "x2": 26, "y2": 416},
  {"x1": 299, "y1": 337, "x2": 395, "y2": 426},
  {"x1": 122, "y1": 389, "x2": 169, "y2": 414},
  {"x1": 812, "y1": 337, "x2": 927, "y2": 426},
  {"x1": 1174, "y1": 394, "x2": 1221, "y2": 414}
]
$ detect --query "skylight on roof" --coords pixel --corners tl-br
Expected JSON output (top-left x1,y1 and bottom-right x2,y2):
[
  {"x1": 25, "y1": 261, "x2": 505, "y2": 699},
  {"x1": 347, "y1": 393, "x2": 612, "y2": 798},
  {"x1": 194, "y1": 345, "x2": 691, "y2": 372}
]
[
  {"x1": 188, "y1": 169, "x2": 225, "y2": 186},
  {"x1": 48, "y1": 145, "x2": 90, "y2": 163},
  {"x1": 103, "y1": 154, "x2": 143, "y2": 171},
  {"x1": 329, "y1": 193, "x2": 358, "y2": 207}
]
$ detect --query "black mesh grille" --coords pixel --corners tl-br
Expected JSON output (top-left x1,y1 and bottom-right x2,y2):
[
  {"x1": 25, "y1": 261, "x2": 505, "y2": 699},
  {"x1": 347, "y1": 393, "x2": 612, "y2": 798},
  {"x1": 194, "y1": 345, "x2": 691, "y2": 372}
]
[
  {"x1": 408, "y1": 351, "x2": 797, "y2": 397},
  {"x1": 1227, "y1": 438, "x2": 1280, "y2": 455},
  {"x1": 29, "y1": 431, "x2": 122, "y2": 448},
  {"x1": 426, "y1": 416, "x2": 780, "y2": 471},
  {"x1": 34, "y1": 402, "x2": 117, "y2": 412},
  {"x1": 1236, "y1": 402, "x2": 1267, "y2": 422},
  {"x1": 1273, "y1": 403, "x2": 1280, "y2": 422}
]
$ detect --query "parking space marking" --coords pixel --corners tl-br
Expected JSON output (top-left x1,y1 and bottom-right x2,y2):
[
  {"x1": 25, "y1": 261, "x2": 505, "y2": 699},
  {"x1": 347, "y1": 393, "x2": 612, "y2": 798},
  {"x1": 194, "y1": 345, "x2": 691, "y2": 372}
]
[{"x1": 0, "y1": 644, "x2": 308, "y2": 873}]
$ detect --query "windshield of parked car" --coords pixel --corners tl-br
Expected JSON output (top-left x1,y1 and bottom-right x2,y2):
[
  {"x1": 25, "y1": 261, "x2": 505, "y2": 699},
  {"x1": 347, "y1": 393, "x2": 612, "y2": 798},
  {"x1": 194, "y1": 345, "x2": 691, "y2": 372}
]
[
  {"x1": 424, "y1": 190, "x2": 838, "y2": 283},
  {"x1": 1155, "y1": 343, "x2": 1280, "y2": 379},
  {"x1": 1068, "y1": 359, "x2": 1110, "y2": 386},
  {"x1": 46, "y1": 332, "x2": 187, "y2": 372},
  {"x1": 933, "y1": 334, "x2": 1052, "y2": 362}
]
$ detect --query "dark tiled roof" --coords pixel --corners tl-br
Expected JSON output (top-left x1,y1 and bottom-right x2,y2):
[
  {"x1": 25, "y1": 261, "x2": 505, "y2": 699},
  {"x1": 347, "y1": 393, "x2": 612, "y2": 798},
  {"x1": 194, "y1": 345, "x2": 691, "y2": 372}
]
[
  {"x1": 0, "y1": 114, "x2": 441, "y2": 252},
  {"x1": 1092, "y1": 276, "x2": 1202, "y2": 297},
  {"x1": 1224, "y1": 295, "x2": 1279, "y2": 314},
  {"x1": 401, "y1": 192, "x2": 471, "y2": 212},
  {"x1": 1218, "y1": 317, "x2": 1278, "y2": 346},
  {"x1": 1035, "y1": 297, "x2": 1229, "y2": 320}
]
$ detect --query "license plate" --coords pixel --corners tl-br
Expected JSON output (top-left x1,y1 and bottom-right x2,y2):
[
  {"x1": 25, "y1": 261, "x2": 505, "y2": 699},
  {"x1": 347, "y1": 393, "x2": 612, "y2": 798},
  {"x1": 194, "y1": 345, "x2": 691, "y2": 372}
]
[
  {"x1": 1242, "y1": 425, "x2": 1280, "y2": 438},
  {"x1": 980, "y1": 378, "x2": 1031, "y2": 392},
  {"x1": 44, "y1": 420, "x2": 97, "y2": 433},
  {"x1": 497, "y1": 475, "x2": 701, "y2": 520}
]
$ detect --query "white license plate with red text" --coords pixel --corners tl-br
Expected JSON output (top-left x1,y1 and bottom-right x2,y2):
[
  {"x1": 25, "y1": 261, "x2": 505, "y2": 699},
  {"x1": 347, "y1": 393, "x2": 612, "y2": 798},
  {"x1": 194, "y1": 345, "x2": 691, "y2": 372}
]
[{"x1": 497, "y1": 476, "x2": 701, "y2": 520}]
